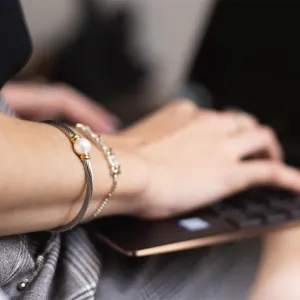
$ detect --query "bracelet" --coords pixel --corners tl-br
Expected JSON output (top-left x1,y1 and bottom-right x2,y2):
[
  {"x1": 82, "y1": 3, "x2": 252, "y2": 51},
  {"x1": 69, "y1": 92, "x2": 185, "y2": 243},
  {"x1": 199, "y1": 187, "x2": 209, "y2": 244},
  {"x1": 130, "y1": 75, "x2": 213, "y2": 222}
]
[
  {"x1": 43, "y1": 121, "x2": 94, "y2": 231},
  {"x1": 76, "y1": 123, "x2": 121, "y2": 218}
]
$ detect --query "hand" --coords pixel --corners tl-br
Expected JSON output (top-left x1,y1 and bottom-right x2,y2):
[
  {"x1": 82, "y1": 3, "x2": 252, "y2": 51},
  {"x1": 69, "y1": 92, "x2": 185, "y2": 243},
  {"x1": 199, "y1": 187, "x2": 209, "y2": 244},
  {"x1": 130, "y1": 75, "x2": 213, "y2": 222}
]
[
  {"x1": 112, "y1": 99, "x2": 300, "y2": 219},
  {"x1": 2, "y1": 82, "x2": 119, "y2": 133}
]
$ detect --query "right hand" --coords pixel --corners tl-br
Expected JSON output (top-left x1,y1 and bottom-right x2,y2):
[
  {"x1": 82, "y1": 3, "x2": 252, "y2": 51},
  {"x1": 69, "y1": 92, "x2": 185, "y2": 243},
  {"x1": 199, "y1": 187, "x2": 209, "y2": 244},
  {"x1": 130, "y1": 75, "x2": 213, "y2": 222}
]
[
  {"x1": 110, "y1": 99, "x2": 300, "y2": 219},
  {"x1": 2, "y1": 82, "x2": 119, "y2": 133}
]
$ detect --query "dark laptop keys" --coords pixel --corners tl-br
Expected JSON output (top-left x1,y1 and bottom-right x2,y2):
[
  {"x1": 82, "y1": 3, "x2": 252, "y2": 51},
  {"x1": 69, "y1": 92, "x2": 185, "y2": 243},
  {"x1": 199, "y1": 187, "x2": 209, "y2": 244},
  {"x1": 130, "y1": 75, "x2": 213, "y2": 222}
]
[
  {"x1": 243, "y1": 200, "x2": 287, "y2": 225},
  {"x1": 243, "y1": 202, "x2": 266, "y2": 214},
  {"x1": 263, "y1": 208, "x2": 287, "y2": 224},
  {"x1": 218, "y1": 209, "x2": 263, "y2": 229},
  {"x1": 213, "y1": 187, "x2": 300, "y2": 229},
  {"x1": 267, "y1": 195, "x2": 300, "y2": 219}
]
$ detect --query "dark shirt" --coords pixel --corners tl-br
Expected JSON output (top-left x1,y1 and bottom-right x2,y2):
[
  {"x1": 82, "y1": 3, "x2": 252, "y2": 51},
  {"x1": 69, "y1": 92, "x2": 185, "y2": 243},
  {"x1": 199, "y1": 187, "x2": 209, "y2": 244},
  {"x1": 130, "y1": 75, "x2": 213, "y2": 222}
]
[
  {"x1": 0, "y1": 0, "x2": 31, "y2": 88},
  {"x1": 0, "y1": 4, "x2": 102, "y2": 299}
]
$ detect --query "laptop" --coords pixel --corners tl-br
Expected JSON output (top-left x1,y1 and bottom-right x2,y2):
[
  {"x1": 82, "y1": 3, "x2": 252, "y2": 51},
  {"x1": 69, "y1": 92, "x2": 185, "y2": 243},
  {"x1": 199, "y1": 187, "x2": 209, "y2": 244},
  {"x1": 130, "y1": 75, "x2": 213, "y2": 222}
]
[{"x1": 90, "y1": 0, "x2": 300, "y2": 256}]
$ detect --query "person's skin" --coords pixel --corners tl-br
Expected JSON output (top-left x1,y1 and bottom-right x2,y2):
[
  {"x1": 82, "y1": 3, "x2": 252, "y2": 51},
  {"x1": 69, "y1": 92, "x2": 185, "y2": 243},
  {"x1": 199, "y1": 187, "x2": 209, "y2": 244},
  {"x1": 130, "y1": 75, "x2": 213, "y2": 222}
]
[
  {"x1": 1, "y1": 97, "x2": 300, "y2": 233},
  {"x1": 2, "y1": 82, "x2": 120, "y2": 133},
  {"x1": 250, "y1": 227, "x2": 300, "y2": 300},
  {"x1": 1, "y1": 96, "x2": 300, "y2": 299}
]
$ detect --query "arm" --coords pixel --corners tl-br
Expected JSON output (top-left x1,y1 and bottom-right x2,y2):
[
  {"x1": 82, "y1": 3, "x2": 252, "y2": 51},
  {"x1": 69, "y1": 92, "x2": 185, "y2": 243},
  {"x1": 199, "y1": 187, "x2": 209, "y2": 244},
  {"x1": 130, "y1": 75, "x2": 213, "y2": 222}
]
[
  {"x1": 249, "y1": 227, "x2": 300, "y2": 300},
  {"x1": 2, "y1": 100, "x2": 300, "y2": 237},
  {"x1": 0, "y1": 113, "x2": 146, "y2": 235}
]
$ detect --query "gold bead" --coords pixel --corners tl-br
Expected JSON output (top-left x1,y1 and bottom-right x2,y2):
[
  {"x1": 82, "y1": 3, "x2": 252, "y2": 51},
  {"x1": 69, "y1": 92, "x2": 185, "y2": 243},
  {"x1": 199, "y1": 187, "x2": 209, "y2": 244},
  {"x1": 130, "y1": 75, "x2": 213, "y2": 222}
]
[
  {"x1": 79, "y1": 153, "x2": 90, "y2": 161},
  {"x1": 71, "y1": 135, "x2": 80, "y2": 143}
]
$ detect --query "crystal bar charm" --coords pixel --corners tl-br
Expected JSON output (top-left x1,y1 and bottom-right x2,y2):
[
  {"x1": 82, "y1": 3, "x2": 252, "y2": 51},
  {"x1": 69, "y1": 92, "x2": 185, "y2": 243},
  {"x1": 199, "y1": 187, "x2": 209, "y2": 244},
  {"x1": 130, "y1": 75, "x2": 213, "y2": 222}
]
[{"x1": 75, "y1": 123, "x2": 121, "y2": 218}]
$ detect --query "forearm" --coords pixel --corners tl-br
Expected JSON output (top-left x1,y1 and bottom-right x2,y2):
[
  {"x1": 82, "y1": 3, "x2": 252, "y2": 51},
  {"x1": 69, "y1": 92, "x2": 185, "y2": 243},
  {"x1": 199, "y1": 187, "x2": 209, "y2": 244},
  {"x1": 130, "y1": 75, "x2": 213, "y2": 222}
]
[{"x1": 0, "y1": 114, "x2": 146, "y2": 235}]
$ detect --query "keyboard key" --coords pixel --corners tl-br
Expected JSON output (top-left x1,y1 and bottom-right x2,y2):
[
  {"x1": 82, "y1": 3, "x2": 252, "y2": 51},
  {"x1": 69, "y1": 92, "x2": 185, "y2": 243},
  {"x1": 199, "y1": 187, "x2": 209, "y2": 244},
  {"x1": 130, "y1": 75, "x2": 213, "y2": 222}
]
[
  {"x1": 243, "y1": 202, "x2": 266, "y2": 214},
  {"x1": 210, "y1": 203, "x2": 236, "y2": 215},
  {"x1": 237, "y1": 217, "x2": 262, "y2": 229},
  {"x1": 285, "y1": 204, "x2": 300, "y2": 219},
  {"x1": 269, "y1": 200, "x2": 300, "y2": 219},
  {"x1": 267, "y1": 198, "x2": 287, "y2": 209},
  {"x1": 211, "y1": 188, "x2": 300, "y2": 231},
  {"x1": 292, "y1": 196, "x2": 300, "y2": 207},
  {"x1": 289, "y1": 209, "x2": 300, "y2": 219},
  {"x1": 219, "y1": 208, "x2": 242, "y2": 218},
  {"x1": 224, "y1": 211, "x2": 263, "y2": 229},
  {"x1": 264, "y1": 210, "x2": 287, "y2": 224}
]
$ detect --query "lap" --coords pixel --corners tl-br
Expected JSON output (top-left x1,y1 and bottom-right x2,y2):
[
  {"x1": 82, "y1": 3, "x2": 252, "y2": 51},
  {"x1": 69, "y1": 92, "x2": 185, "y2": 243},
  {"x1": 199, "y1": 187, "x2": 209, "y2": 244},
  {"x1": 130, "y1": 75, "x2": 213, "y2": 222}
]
[{"x1": 96, "y1": 238, "x2": 262, "y2": 300}]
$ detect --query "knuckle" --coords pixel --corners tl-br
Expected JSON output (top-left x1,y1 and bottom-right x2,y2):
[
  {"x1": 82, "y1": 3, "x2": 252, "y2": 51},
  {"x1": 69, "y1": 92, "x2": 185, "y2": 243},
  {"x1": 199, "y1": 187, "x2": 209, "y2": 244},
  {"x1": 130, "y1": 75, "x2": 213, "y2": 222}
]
[
  {"x1": 248, "y1": 114, "x2": 258, "y2": 124},
  {"x1": 199, "y1": 110, "x2": 219, "y2": 122},
  {"x1": 54, "y1": 82, "x2": 67, "y2": 90},
  {"x1": 54, "y1": 83, "x2": 71, "y2": 96},
  {"x1": 172, "y1": 98, "x2": 198, "y2": 114},
  {"x1": 261, "y1": 126, "x2": 276, "y2": 141},
  {"x1": 245, "y1": 114, "x2": 258, "y2": 127}
]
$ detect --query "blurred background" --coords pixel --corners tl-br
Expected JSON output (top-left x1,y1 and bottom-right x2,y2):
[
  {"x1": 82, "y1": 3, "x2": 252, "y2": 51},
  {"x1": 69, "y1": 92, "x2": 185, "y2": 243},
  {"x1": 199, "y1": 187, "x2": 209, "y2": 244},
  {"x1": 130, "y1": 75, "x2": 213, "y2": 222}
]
[
  {"x1": 19, "y1": 0, "x2": 215, "y2": 123},
  {"x1": 17, "y1": 0, "x2": 300, "y2": 163}
]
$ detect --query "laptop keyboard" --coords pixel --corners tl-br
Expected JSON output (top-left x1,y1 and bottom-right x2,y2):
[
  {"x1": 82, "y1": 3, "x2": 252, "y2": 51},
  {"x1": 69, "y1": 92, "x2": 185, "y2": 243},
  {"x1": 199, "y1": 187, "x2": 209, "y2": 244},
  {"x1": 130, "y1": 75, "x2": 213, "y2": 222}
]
[
  {"x1": 92, "y1": 186, "x2": 300, "y2": 256},
  {"x1": 210, "y1": 187, "x2": 300, "y2": 229}
]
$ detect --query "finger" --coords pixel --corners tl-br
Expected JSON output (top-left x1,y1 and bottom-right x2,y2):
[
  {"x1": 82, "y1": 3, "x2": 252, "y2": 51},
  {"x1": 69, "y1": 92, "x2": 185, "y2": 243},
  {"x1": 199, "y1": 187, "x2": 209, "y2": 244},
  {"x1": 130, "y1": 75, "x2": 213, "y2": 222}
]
[
  {"x1": 58, "y1": 85, "x2": 120, "y2": 133},
  {"x1": 193, "y1": 111, "x2": 256, "y2": 137},
  {"x1": 3, "y1": 82, "x2": 120, "y2": 133},
  {"x1": 2, "y1": 82, "x2": 58, "y2": 118},
  {"x1": 222, "y1": 110, "x2": 258, "y2": 132},
  {"x1": 232, "y1": 161, "x2": 300, "y2": 194},
  {"x1": 228, "y1": 126, "x2": 283, "y2": 161}
]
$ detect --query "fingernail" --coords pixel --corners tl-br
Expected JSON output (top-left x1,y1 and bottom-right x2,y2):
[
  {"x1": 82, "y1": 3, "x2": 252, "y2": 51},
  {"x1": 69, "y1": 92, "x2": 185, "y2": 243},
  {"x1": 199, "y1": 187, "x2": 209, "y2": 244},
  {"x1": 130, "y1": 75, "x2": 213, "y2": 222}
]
[
  {"x1": 98, "y1": 117, "x2": 122, "y2": 133},
  {"x1": 100, "y1": 124, "x2": 116, "y2": 134}
]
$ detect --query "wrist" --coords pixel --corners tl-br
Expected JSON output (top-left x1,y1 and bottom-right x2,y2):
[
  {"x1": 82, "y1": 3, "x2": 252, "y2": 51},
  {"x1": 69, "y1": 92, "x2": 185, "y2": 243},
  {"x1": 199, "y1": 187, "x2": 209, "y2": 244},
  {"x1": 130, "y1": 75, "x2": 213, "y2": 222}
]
[{"x1": 88, "y1": 135, "x2": 149, "y2": 217}]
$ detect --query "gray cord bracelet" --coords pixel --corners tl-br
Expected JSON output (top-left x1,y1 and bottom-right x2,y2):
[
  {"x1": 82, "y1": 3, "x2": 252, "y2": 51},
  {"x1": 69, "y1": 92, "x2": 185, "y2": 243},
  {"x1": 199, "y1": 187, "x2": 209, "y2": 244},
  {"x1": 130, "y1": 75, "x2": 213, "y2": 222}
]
[{"x1": 43, "y1": 120, "x2": 94, "y2": 232}]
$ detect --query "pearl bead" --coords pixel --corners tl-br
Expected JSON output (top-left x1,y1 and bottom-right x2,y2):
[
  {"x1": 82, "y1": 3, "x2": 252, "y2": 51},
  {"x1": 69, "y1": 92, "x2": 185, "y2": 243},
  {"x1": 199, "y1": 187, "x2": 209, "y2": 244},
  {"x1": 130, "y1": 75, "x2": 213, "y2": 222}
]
[{"x1": 73, "y1": 138, "x2": 91, "y2": 155}]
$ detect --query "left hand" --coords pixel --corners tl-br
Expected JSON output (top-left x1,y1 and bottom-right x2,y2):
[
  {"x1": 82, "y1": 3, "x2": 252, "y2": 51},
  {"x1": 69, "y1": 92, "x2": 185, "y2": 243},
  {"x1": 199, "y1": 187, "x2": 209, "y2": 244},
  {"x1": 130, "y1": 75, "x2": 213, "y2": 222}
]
[
  {"x1": 2, "y1": 82, "x2": 120, "y2": 133},
  {"x1": 110, "y1": 100, "x2": 300, "y2": 219}
]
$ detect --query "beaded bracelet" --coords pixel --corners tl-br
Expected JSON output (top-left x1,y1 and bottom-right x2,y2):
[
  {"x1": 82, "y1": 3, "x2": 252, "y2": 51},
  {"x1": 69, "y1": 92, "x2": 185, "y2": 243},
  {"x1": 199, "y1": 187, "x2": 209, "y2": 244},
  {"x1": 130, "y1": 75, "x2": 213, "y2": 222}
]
[
  {"x1": 43, "y1": 121, "x2": 94, "y2": 231},
  {"x1": 76, "y1": 123, "x2": 121, "y2": 218}
]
